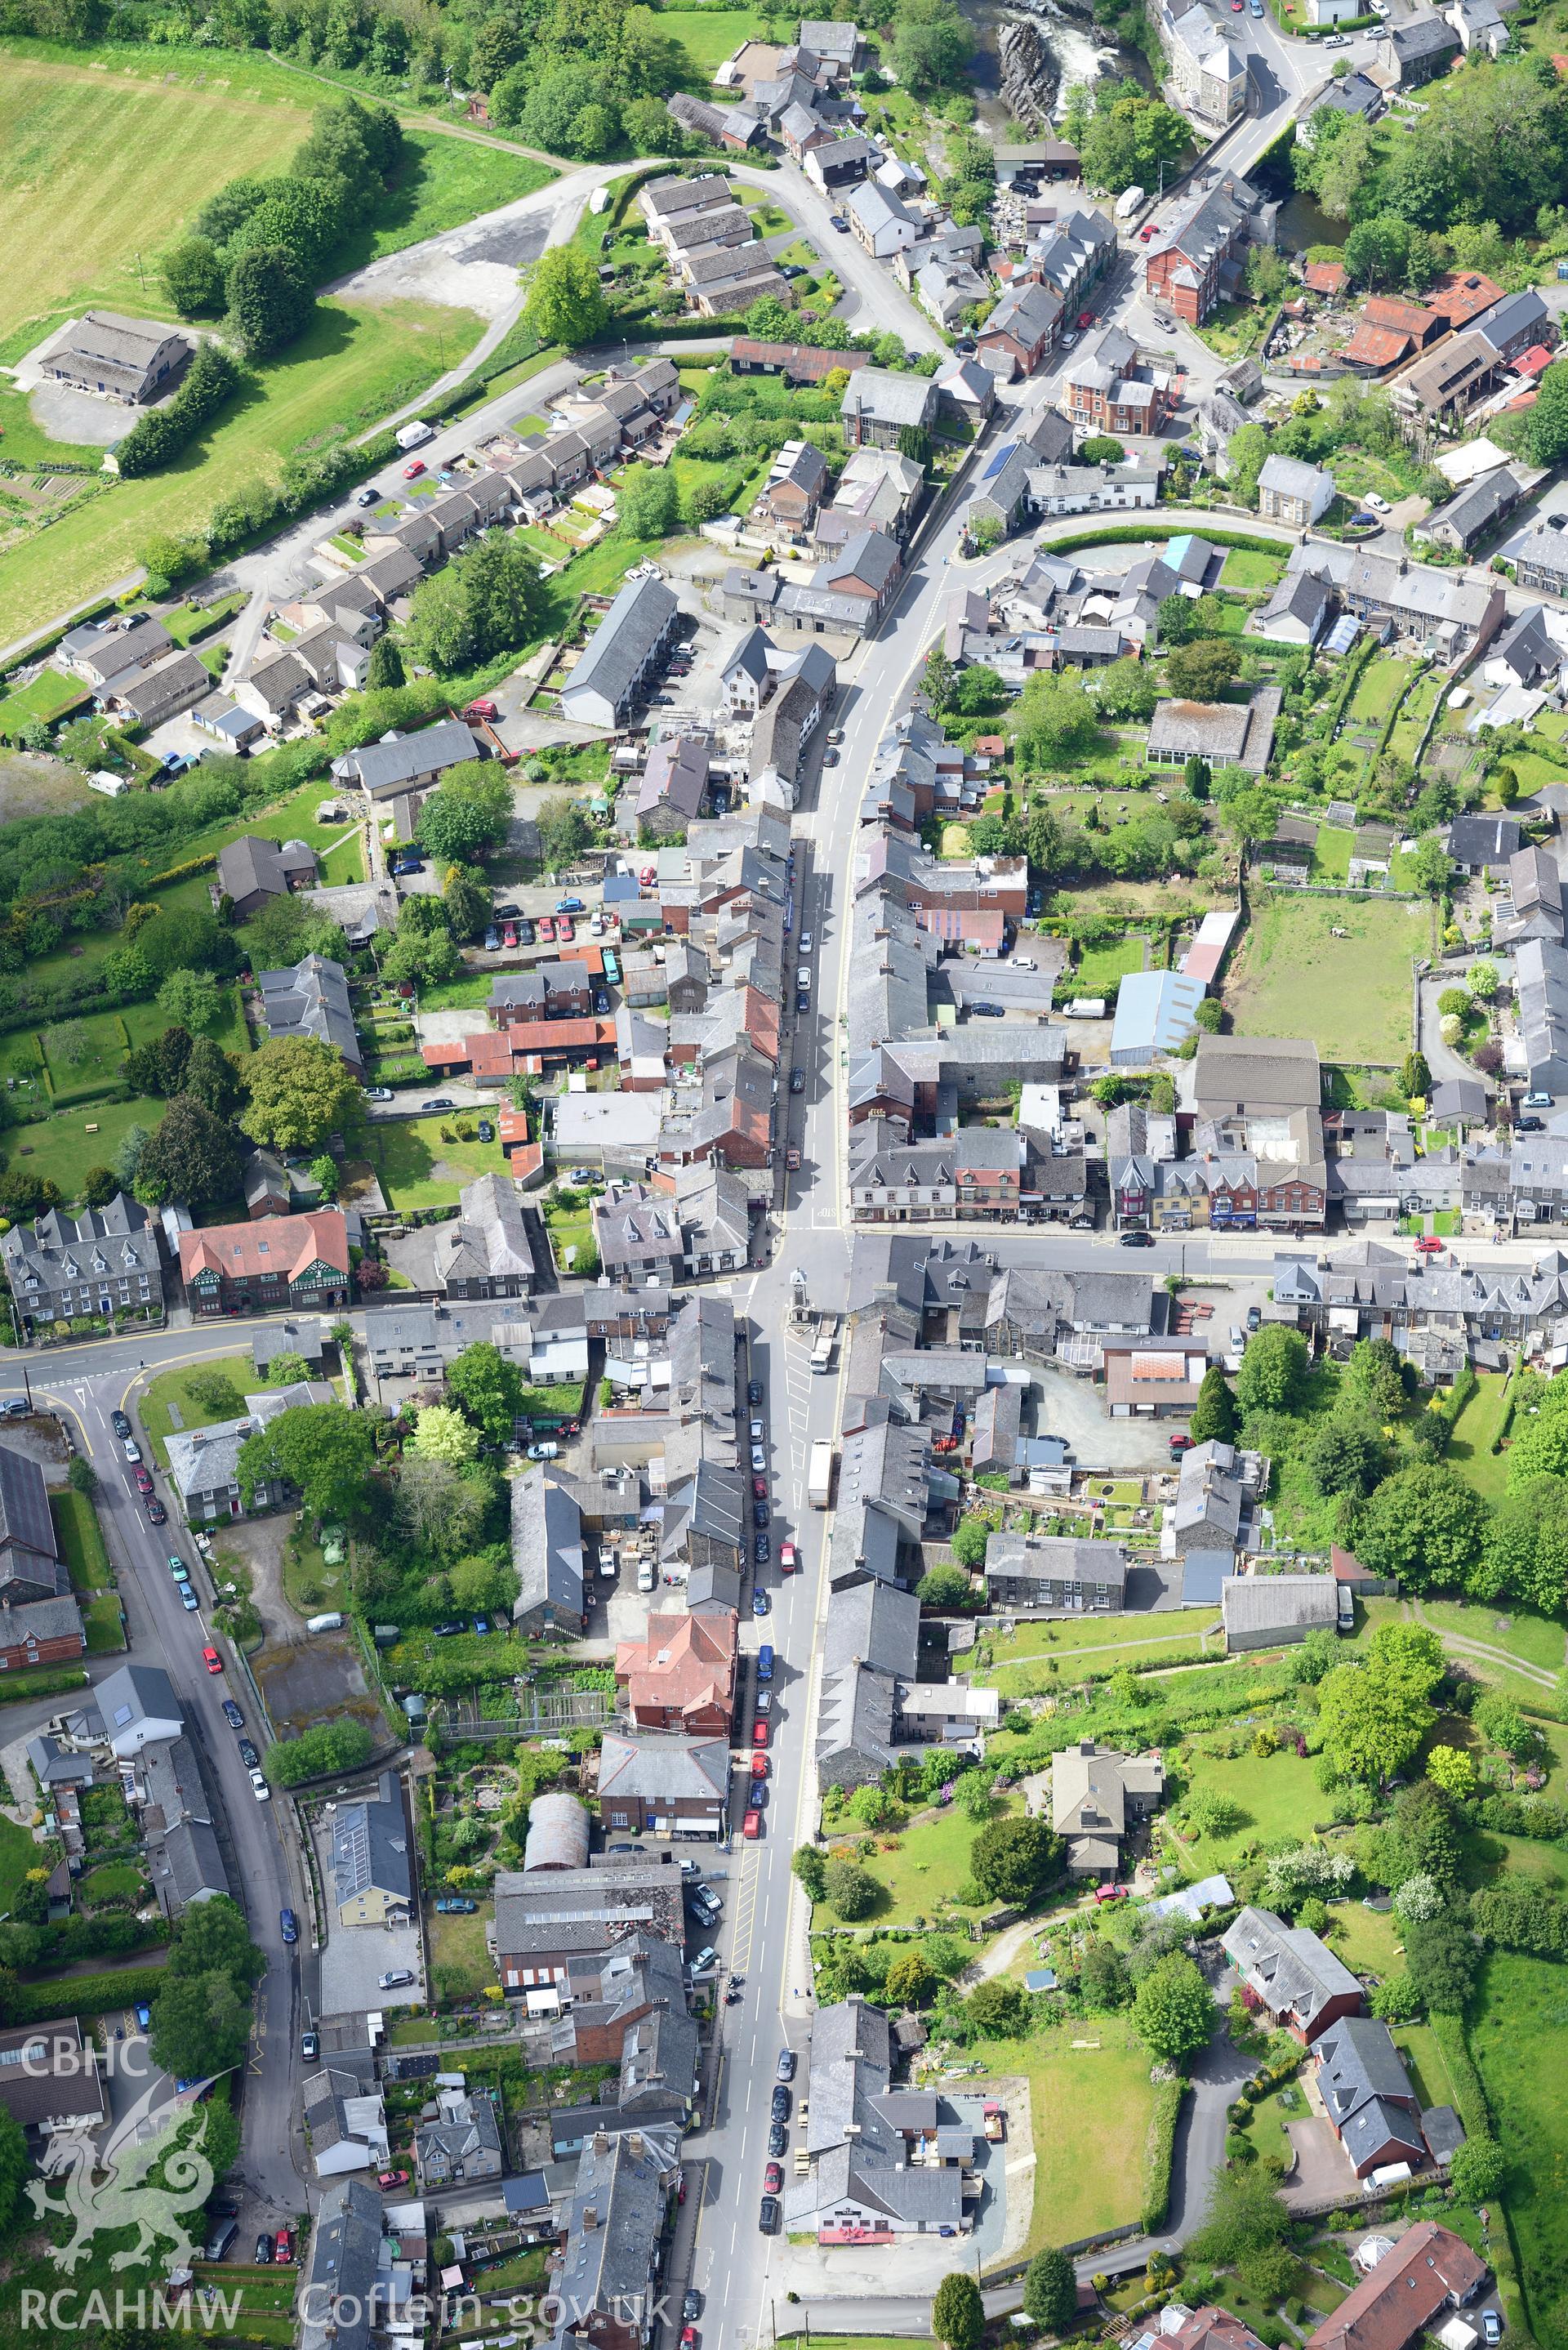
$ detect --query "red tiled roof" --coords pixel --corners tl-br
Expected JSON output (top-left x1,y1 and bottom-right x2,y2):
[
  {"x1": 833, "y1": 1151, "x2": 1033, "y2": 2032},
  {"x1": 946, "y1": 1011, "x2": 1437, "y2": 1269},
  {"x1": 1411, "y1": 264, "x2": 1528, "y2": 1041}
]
[
  {"x1": 422, "y1": 1018, "x2": 614, "y2": 1072},
  {"x1": 1517, "y1": 344, "x2": 1555, "y2": 377},
  {"x1": 180, "y1": 1211, "x2": 350, "y2": 1286},
  {"x1": 616, "y1": 1609, "x2": 737, "y2": 1723},
  {"x1": 1364, "y1": 295, "x2": 1437, "y2": 337},
  {"x1": 1306, "y1": 2226, "x2": 1486, "y2": 2350},
  {"x1": 1340, "y1": 323, "x2": 1413, "y2": 370}
]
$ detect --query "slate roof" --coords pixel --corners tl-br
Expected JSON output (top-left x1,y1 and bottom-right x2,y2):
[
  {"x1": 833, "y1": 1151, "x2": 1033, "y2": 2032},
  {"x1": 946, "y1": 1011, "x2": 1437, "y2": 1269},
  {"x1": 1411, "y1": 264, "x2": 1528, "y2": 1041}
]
[
  {"x1": 1223, "y1": 1906, "x2": 1362, "y2": 2031},
  {"x1": 333, "y1": 718, "x2": 479, "y2": 795},
  {"x1": 258, "y1": 953, "x2": 359, "y2": 1065},
  {"x1": 565, "y1": 574, "x2": 679, "y2": 714},
  {"x1": 511, "y1": 1469, "x2": 586, "y2": 1625},
  {"x1": 330, "y1": 1772, "x2": 412, "y2": 1910}
]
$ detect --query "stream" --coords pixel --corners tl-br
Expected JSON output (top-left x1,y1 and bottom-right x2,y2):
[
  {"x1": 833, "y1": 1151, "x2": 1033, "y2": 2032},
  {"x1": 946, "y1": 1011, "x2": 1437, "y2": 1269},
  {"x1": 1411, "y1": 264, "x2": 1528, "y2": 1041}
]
[{"x1": 956, "y1": 0, "x2": 1154, "y2": 136}]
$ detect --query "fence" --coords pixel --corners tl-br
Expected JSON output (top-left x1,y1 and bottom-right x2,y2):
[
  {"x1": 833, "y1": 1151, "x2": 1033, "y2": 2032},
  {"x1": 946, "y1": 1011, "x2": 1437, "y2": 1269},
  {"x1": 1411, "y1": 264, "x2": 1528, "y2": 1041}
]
[{"x1": 432, "y1": 1687, "x2": 611, "y2": 1737}]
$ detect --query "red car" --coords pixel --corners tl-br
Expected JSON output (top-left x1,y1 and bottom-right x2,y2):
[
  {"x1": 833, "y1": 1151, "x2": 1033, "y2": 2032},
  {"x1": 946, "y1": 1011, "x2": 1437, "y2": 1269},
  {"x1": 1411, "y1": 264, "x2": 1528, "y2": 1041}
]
[
  {"x1": 1094, "y1": 1883, "x2": 1128, "y2": 1904},
  {"x1": 1077, "y1": 310, "x2": 1094, "y2": 328},
  {"x1": 1169, "y1": 1434, "x2": 1195, "y2": 1455},
  {"x1": 501, "y1": 922, "x2": 518, "y2": 950},
  {"x1": 764, "y1": 2162, "x2": 783, "y2": 2192},
  {"x1": 779, "y1": 1541, "x2": 797, "y2": 1574},
  {"x1": 402, "y1": 458, "x2": 425, "y2": 479},
  {"x1": 751, "y1": 1753, "x2": 769, "y2": 1778},
  {"x1": 786, "y1": 1147, "x2": 801, "y2": 1171},
  {"x1": 639, "y1": 865, "x2": 657, "y2": 885},
  {"x1": 1139, "y1": 222, "x2": 1158, "y2": 241},
  {"x1": 465, "y1": 698, "x2": 499, "y2": 721},
  {"x1": 202, "y1": 1648, "x2": 223, "y2": 1674},
  {"x1": 743, "y1": 1809, "x2": 761, "y2": 1838},
  {"x1": 134, "y1": 1468, "x2": 154, "y2": 1496},
  {"x1": 538, "y1": 915, "x2": 555, "y2": 941},
  {"x1": 752, "y1": 1719, "x2": 768, "y2": 1747},
  {"x1": 275, "y1": 2228, "x2": 292, "y2": 2263},
  {"x1": 1413, "y1": 1234, "x2": 1445, "y2": 1254},
  {"x1": 376, "y1": 2169, "x2": 409, "y2": 2192},
  {"x1": 753, "y1": 1475, "x2": 768, "y2": 1499},
  {"x1": 558, "y1": 916, "x2": 575, "y2": 943}
]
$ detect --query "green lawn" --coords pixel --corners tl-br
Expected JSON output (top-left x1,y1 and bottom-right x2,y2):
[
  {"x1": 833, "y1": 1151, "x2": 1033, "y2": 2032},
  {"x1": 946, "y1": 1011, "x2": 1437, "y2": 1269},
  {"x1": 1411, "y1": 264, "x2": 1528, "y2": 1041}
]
[
  {"x1": 51, "y1": 1487, "x2": 123, "y2": 1655},
  {"x1": 364, "y1": 1114, "x2": 511, "y2": 1211},
  {"x1": 817, "y1": 1795, "x2": 1024, "y2": 1924},
  {"x1": 1072, "y1": 935, "x2": 1147, "y2": 992},
  {"x1": 80, "y1": 1860, "x2": 145, "y2": 1903},
  {"x1": 659, "y1": 9, "x2": 766, "y2": 77},
  {"x1": 978, "y1": 1616, "x2": 1216, "y2": 1699},
  {"x1": 1226, "y1": 893, "x2": 1423, "y2": 1064},
  {"x1": 0, "y1": 1807, "x2": 38, "y2": 1914},
  {"x1": 138, "y1": 1353, "x2": 256, "y2": 1469},
  {"x1": 984, "y1": 2011, "x2": 1159, "y2": 2253},
  {"x1": 360, "y1": 132, "x2": 555, "y2": 264},
  {"x1": 414, "y1": 972, "x2": 495, "y2": 1012},
  {"x1": 0, "y1": 669, "x2": 90, "y2": 733},
  {"x1": 1220, "y1": 546, "x2": 1285, "y2": 591},
  {"x1": 1415, "y1": 1595, "x2": 1565, "y2": 1675},
  {"x1": 1471, "y1": 1951, "x2": 1568, "y2": 2348},
  {"x1": 6, "y1": 1095, "x2": 170, "y2": 1206},
  {"x1": 1328, "y1": 1900, "x2": 1404, "y2": 1978},
  {"x1": 1309, "y1": 825, "x2": 1355, "y2": 882},
  {"x1": 1347, "y1": 657, "x2": 1414, "y2": 725},
  {"x1": 430, "y1": 1903, "x2": 494, "y2": 2000},
  {"x1": 0, "y1": 296, "x2": 479, "y2": 649},
  {"x1": 1173, "y1": 1745, "x2": 1330, "y2": 1875}
]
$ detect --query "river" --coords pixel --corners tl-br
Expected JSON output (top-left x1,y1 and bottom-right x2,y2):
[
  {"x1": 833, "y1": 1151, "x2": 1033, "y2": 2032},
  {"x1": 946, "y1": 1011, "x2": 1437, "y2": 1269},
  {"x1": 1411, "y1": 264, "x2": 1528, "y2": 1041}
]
[{"x1": 957, "y1": 0, "x2": 1154, "y2": 135}]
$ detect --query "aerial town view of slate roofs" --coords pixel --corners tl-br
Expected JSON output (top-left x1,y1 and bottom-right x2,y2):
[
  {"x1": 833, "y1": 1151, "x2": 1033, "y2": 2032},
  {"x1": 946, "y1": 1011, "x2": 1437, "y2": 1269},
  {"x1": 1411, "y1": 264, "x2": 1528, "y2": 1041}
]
[{"x1": 10, "y1": 0, "x2": 1568, "y2": 2348}]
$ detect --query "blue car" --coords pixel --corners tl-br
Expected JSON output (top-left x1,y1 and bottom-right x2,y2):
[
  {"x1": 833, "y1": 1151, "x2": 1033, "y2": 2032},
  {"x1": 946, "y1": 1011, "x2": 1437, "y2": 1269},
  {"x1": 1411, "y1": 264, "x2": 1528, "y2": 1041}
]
[
  {"x1": 757, "y1": 1643, "x2": 774, "y2": 1682},
  {"x1": 753, "y1": 1589, "x2": 770, "y2": 1616},
  {"x1": 556, "y1": 896, "x2": 585, "y2": 913},
  {"x1": 280, "y1": 1908, "x2": 298, "y2": 1946}
]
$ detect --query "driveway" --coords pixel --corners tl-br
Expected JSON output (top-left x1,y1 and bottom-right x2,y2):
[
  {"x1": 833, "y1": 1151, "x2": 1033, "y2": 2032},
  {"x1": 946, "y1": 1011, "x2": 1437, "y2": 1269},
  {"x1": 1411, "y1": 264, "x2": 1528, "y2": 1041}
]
[
  {"x1": 1284, "y1": 2116, "x2": 1359, "y2": 2209},
  {"x1": 1031, "y1": 1366, "x2": 1185, "y2": 1471},
  {"x1": 312, "y1": 1815, "x2": 425, "y2": 2019}
]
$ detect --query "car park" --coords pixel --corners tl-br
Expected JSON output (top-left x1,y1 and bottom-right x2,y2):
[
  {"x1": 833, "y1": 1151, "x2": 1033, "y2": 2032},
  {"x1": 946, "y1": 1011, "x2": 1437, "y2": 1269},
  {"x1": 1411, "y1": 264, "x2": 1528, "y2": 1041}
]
[
  {"x1": 221, "y1": 1698, "x2": 244, "y2": 1728},
  {"x1": 280, "y1": 1908, "x2": 298, "y2": 1944},
  {"x1": 558, "y1": 917, "x2": 575, "y2": 943},
  {"x1": 202, "y1": 1646, "x2": 223, "y2": 1673}
]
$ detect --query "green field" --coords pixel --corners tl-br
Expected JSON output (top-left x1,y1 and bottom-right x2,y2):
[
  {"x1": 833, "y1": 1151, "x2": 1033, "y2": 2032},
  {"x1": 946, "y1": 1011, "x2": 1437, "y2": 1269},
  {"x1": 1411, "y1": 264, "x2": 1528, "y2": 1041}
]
[
  {"x1": 1347, "y1": 657, "x2": 1414, "y2": 725},
  {"x1": 982, "y1": 2011, "x2": 1159, "y2": 2252},
  {"x1": 657, "y1": 9, "x2": 767, "y2": 78},
  {"x1": 139, "y1": 1353, "x2": 256, "y2": 1468},
  {"x1": 1226, "y1": 894, "x2": 1423, "y2": 1064},
  {"x1": 362, "y1": 1114, "x2": 512, "y2": 1211},
  {"x1": 978, "y1": 1615, "x2": 1216, "y2": 1698},
  {"x1": 51, "y1": 1485, "x2": 123, "y2": 1654},
  {"x1": 7, "y1": 1096, "x2": 171, "y2": 1203},
  {"x1": 0, "y1": 296, "x2": 479, "y2": 649},
  {"x1": 1414, "y1": 1594, "x2": 1566, "y2": 1675},
  {"x1": 1219, "y1": 546, "x2": 1285, "y2": 591},
  {"x1": 1472, "y1": 1952, "x2": 1568, "y2": 2348},
  {"x1": 817, "y1": 1795, "x2": 1026, "y2": 1923}
]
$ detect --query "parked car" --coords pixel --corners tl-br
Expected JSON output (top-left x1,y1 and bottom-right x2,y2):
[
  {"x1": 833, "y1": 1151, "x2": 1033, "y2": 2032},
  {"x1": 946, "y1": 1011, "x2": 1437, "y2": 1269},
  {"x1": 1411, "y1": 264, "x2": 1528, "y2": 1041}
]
[
  {"x1": 1414, "y1": 1234, "x2": 1445, "y2": 1253},
  {"x1": 755, "y1": 1536, "x2": 770, "y2": 1566},
  {"x1": 1119, "y1": 1231, "x2": 1156, "y2": 1247},
  {"x1": 202, "y1": 1646, "x2": 223, "y2": 1674},
  {"x1": 1525, "y1": 1091, "x2": 1553, "y2": 1108},
  {"x1": 754, "y1": 1501, "x2": 769, "y2": 1528},
  {"x1": 145, "y1": 1497, "x2": 167, "y2": 1524},
  {"x1": 684, "y1": 2294, "x2": 702, "y2": 2324},
  {"x1": 255, "y1": 2235, "x2": 274, "y2": 2265},
  {"x1": 221, "y1": 1698, "x2": 244, "y2": 1729},
  {"x1": 1169, "y1": 1434, "x2": 1196, "y2": 1456},
  {"x1": 363, "y1": 1086, "x2": 393, "y2": 1104},
  {"x1": 767, "y1": 2121, "x2": 786, "y2": 2156},
  {"x1": 249, "y1": 1768, "x2": 271, "y2": 1800},
  {"x1": 790, "y1": 1068, "x2": 805, "y2": 1093},
  {"x1": 135, "y1": 1468, "x2": 154, "y2": 1495},
  {"x1": 753, "y1": 1474, "x2": 768, "y2": 1498},
  {"x1": 691, "y1": 1946, "x2": 719, "y2": 1975},
  {"x1": 377, "y1": 2169, "x2": 410, "y2": 2192},
  {"x1": 537, "y1": 915, "x2": 555, "y2": 941},
  {"x1": 276, "y1": 2230, "x2": 293, "y2": 2263},
  {"x1": 355, "y1": 485, "x2": 379, "y2": 507},
  {"x1": 518, "y1": 919, "x2": 536, "y2": 946},
  {"x1": 436, "y1": 1895, "x2": 478, "y2": 1913},
  {"x1": 828, "y1": 212, "x2": 849, "y2": 230},
  {"x1": 777, "y1": 2048, "x2": 796, "y2": 2082},
  {"x1": 1481, "y1": 2316, "x2": 1503, "y2": 2346},
  {"x1": 280, "y1": 1908, "x2": 298, "y2": 1945},
  {"x1": 795, "y1": 990, "x2": 809, "y2": 1014},
  {"x1": 301, "y1": 2030, "x2": 319, "y2": 2061},
  {"x1": 1518, "y1": 1115, "x2": 1544, "y2": 1132},
  {"x1": 751, "y1": 1445, "x2": 766, "y2": 1471},
  {"x1": 402, "y1": 459, "x2": 426, "y2": 479},
  {"x1": 238, "y1": 1741, "x2": 260, "y2": 1768},
  {"x1": 970, "y1": 1001, "x2": 1004, "y2": 1018},
  {"x1": 752, "y1": 1589, "x2": 769, "y2": 1616},
  {"x1": 180, "y1": 1588, "x2": 199, "y2": 1612},
  {"x1": 771, "y1": 2085, "x2": 791, "y2": 2122},
  {"x1": 779, "y1": 1541, "x2": 797, "y2": 1573},
  {"x1": 753, "y1": 1719, "x2": 769, "y2": 1747},
  {"x1": 465, "y1": 698, "x2": 500, "y2": 721},
  {"x1": 423, "y1": 1097, "x2": 454, "y2": 1111},
  {"x1": 378, "y1": 1969, "x2": 415, "y2": 1990},
  {"x1": 478, "y1": 1120, "x2": 494, "y2": 1143},
  {"x1": 122, "y1": 1438, "x2": 142, "y2": 1465},
  {"x1": 528, "y1": 1442, "x2": 559, "y2": 1461},
  {"x1": 111, "y1": 1410, "x2": 132, "y2": 1440}
]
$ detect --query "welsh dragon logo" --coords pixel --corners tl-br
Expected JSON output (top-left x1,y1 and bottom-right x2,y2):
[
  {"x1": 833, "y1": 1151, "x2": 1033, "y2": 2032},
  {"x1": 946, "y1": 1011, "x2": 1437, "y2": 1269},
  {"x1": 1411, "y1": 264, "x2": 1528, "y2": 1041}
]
[{"x1": 27, "y1": 2087, "x2": 216, "y2": 2273}]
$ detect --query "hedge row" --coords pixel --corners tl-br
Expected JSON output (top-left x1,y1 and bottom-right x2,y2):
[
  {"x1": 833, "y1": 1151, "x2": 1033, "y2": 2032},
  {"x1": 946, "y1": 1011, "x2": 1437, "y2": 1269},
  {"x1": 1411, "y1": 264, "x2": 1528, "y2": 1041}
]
[
  {"x1": 1141, "y1": 2076, "x2": 1186, "y2": 2231},
  {"x1": 1427, "y1": 2009, "x2": 1490, "y2": 2138},
  {"x1": 1038, "y1": 522, "x2": 1290, "y2": 560},
  {"x1": 0, "y1": 1666, "x2": 91, "y2": 1710},
  {"x1": 7, "y1": 1961, "x2": 167, "y2": 2027},
  {"x1": 145, "y1": 852, "x2": 219, "y2": 890}
]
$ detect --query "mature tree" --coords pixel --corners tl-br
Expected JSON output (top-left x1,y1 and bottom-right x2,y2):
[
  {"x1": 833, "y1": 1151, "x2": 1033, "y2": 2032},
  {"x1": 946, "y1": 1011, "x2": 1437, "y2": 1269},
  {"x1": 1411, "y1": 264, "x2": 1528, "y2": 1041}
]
[
  {"x1": 1096, "y1": 656, "x2": 1159, "y2": 723},
  {"x1": 1403, "y1": 1905, "x2": 1477, "y2": 2013},
  {"x1": 114, "y1": 1123, "x2": 152, "y2": 1189},
  {"x1": 1343, "y1": 1336, "x2": 1406, "y2": 1420},
  {"x1": 791, "y1": 1845, "x2": 828, "y2": 1901},
  {"x1": 969, "y1": 1814, "x2": 1060, "y2": 1904},
  {"x1": 1289, "y1": 1625, "x2": 1342, "y2": 1688},
  {"x1": 240, "y1": 1035, "x2": 361, "y2": 1153},
  {"x1": 1402, "y1": 1050, "x2": 1432, "y2": 1099},
  {"x1": 965, "y1": 1977, "x2": 1031, "y2": 2036},
  {"x1": 450, "y1": 1554, "x2": 517, "y2": 1613},
  {"x1": 1023, "y1": 2249, "x2": 1077, "y2": 2334},
  {"x1": 1426, "y1": 1744, "x2": 1477, "y2": 1799},
  {"x1": 1504, "y1": 1381, "x2": 1568, "y2": 1489},
  {"x1": 950, "y1": 1516, "x2": 990, "y2": 1568},
  {"x1": 1226, "y1": 422, "x2": 1269, "y2": 507},
  {"x1": 243, "y1": 893, "x2": 348, "y2": 971},
  {"x1": 405, "y1": 533, "x2": 539, "y2": 672},
  {"x1": 134, "y1": 1094, "x2": 243, "y2": 1208},
  {"x1": 416, "y1": 764, "x2": 514, "y2": 864},
  {"x1": 923, "y1": 645, "x2": 958, "y2": 712},
  {"x1": 225, "y1": 243, "x2": 314, "y2": 357},
  {"x1": 1448, "y1": 2136, "x2": 1505, "y2": 2204},
  {"x1": 446, "y1": 1341, "x2": 528, "y2": 1443},
  {"x1": 823, "y1": 1857, "x2": 880, "y2": 1919},
  {"x1": 410, "y1": 1404, "x2": 481, "y2": 1465},
  {"x1": 618, "y1": 463, "x2": 681, "y2": 540},
  {"x1": 933, "y1": 2273, "x2": 985, "y2": 2350},
  {"x1": 122, "y1": 1024, "x2": 194, "y2": 1100},
  {"x1": 1185, "y1": 1786, "x2": 1244, "y2": 1835},
  {"x1": 1410, "y1": 837, "x2": 1450, "y2": 899},
  {"x1": 537, "y1": 795, "x2": 593, "y2": 874},
  {"x1": 1078, "y1": 91, "x2": 1187, "y2": 195},
  {"x1": 891, "y1": 0, "x2": 973, "y2": 94},
  {"x1": 1475, "y1": 1690, "x2": 1535, "y2": 1757},
  {"x1": 162, "y1": 235, "x2": 225, "y2": 317},
  {"x1": 1166, "y1": 638, "x2": 1239, "y2": 700},
  {"x1": 1306, "y1": 1411, "x2": 1387, "y2": 1499},
  {"x1": 1235, "y1": 1324, "x2": 1308, "y2": 1416},
  {"x1": 1189, "y1": 1363, "x2": 1238, "y2": 1445},
  {"x1": 522, "y1": 243, "x2": 611, "y2": 346},
  {"x1": 1133, "y1": 1952, "x2": 1214, "y2": 2068},
  {"x1": 1482, "y1": 1475, "x2": 1568, "y2": 1613},
  {"x1": 167, "y1": 1894, "x2": 265, "y2": 1991},
  {"x1": 238, "y1": 1402, "x2": 376, "y2": 1520},
  {"x1": 0, "y1": 2106, "x2": 28, "y2": 2232},
  {"x1": 182, "y1": 1037, "x2": 246, "y2": 1120},
  {"x1": 1318, "y1": 1657, "x2": 1437, "y2": 1787},
  {"x1": 366, "y1": 635, "x2": 404, "y2": 689},
  {"x1": 156, "y1": 969, "x2": 222, "y2": 1034},
  {"x1": 884, "y1": 1948, "x2": 936, "y2": 2008},
  {"x1": 394, "y1": 1455, "x2": 492, "y2": 1559},
  {"x1": 1353, "y1": 1462, "x2": 1486, "y2": 1590},
  {"x1": 137, "y1": 906, "x2": 236, "y2": 981},
  {"x1": 150, "y1": 1970, "x2": 252, "y2": 2082},
  {"x1": 1529, "y1": 355, "x2": 1568, "y2": 468},
  {"x1": 442, "y1": 866, "x2": 492, "y2": 943},
  {"x1": 1013, "y1": 674, "x2": 1100, "y2": 766},
  {"x1": 918, "y1": 1563, "x2": 982, "y2": 1610}
]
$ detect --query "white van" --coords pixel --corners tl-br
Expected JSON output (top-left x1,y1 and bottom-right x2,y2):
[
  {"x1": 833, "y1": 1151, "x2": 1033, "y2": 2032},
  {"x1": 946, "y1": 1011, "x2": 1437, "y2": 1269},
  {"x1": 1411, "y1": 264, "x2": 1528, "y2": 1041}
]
[{"x1": 305, "y1": 1612, "x2": 344, "y2": 1634}]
